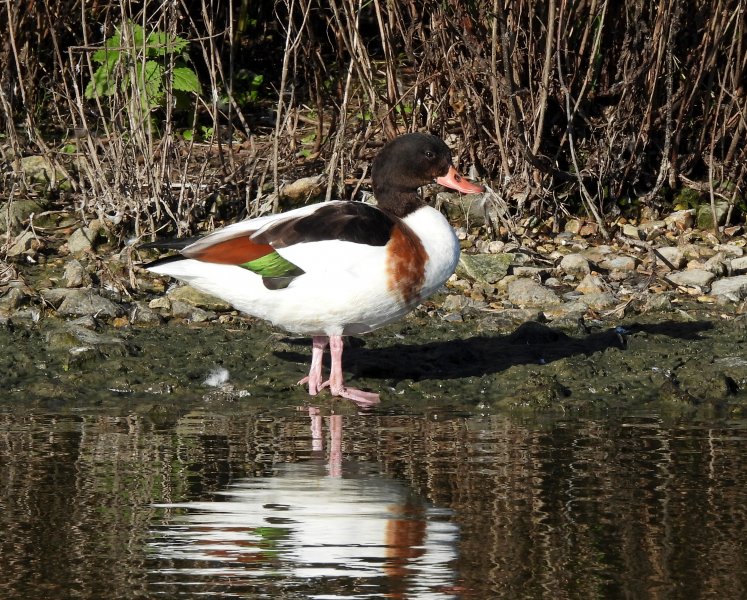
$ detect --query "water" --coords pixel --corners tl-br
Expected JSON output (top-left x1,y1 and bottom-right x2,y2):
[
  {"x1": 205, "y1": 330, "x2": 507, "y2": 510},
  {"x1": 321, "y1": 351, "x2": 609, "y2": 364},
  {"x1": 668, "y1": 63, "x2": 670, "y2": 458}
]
[{"x1": 2, "y1": 404, "x2": 747, "y2": 599}]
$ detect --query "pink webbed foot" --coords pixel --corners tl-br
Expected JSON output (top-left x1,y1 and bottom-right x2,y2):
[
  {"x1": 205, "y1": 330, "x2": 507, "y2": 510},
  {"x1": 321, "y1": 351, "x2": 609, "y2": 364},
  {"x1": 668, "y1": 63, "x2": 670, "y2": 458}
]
[
  {"x1": 322, "y1": 382, "x2": 380, "y2": 407},
  {"x1": 319, "y1": 335, "x2": 380, "y2": 407}
]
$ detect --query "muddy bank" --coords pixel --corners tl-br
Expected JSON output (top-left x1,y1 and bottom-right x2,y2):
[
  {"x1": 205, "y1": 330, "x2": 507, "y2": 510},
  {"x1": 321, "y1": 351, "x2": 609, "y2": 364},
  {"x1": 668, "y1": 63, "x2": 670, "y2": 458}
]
[{"x1": 1, "y1": 297, "x2": 746, "y2": 415}]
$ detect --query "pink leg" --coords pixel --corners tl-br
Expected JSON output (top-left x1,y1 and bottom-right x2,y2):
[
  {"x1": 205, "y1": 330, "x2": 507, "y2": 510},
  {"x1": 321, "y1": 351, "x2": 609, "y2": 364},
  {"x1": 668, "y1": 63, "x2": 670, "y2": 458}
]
[
  {"x1": 297, "y1": 336, "x2": 328, "y2": 395},
  {"x1": 320, "y1": 335, "x2": 380, "y2": 406}
]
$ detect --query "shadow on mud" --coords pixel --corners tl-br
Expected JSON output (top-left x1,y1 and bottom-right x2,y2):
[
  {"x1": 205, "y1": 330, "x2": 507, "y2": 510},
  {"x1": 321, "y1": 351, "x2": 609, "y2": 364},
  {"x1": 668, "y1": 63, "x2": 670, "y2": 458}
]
[{"x1": 276, "y1": 319, "x2": 715, "y2": 383}]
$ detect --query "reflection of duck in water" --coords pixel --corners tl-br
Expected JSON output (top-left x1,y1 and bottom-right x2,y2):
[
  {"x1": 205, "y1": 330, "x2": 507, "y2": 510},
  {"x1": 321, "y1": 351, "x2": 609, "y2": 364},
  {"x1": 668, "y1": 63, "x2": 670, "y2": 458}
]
[
  {"x1": 150, "y1": 414, "x2": 459, "y2": 597},
  {"x1": 145, "y1": 133, "x2": 483, "y2": 406}
]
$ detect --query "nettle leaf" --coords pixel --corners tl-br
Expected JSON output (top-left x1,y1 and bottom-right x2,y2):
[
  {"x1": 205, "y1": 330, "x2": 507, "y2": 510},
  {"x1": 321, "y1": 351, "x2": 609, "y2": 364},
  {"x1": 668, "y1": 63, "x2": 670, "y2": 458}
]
[
  {"x1": 85, "y1": 65, "x2": 117, "y2": 99},
  {"x1": 92, "y1": 34, "x2": 123, "y2": 64},
  {"x1": 172, "y1": 67, "x2": 201, "y2": 94},
  {"x1": 140, "y1": 61, "x2": 165, "y2": 107},
  {"x1": 130, "y1": 22, "x2": 147, "y2": 47},
  {"x1": 147, "y1": 31, "x2": 189, "y2": 56}
]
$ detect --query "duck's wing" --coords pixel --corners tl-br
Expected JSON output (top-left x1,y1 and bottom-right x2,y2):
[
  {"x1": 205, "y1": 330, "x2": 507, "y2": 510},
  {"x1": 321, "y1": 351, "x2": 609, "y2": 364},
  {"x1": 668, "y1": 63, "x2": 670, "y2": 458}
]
[{"x1": 147, "y1": 201, "x2": 397, "y2": 290}]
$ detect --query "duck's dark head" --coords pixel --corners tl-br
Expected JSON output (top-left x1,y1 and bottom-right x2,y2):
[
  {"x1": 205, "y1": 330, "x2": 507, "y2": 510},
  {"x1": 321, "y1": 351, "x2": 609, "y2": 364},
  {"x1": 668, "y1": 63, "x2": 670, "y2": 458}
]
[{"x1": 371, "y1": 133, "x2": 483, "y2": 217}]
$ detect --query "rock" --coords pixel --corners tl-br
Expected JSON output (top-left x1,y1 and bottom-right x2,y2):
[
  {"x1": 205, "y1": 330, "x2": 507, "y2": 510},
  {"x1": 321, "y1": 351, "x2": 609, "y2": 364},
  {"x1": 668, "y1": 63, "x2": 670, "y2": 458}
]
[
  {"x1": 696, "y1": 201, "x2": 730, "y2": 229},
  {"x1": 703, "y1": 253, "x2": 728, "y2": 276},
  {"x1": 20, "y1": 155, "x2": 72, "y2": 191},
  {"x1": 644, "y1": 292, "x2": 676, "y2": 312},
  {"x1": 731, "y1": 256, "x2": 747, "y2": 274},
  {"x1": 148, "y1": 296, "x2": 171, "y2": 311},
  {"x1": 56, "y1": 289, "x2": 125, "y2": 318},
  {"x1": 281, "y1": 175, "x2": 325, "y2": 202},
  {"x1": 575, "y1": 274, "x2": 607, "y2": 295},
  {"x1": 639, "y1": 220, "x2": 667, "y2": 237},
  {"x1": 67, "y1": 226, "x2": 98, "y2": 255},
  {"x1": 170, "y1": 300, "x2": 215, "y2": 322},
  {"x1": 559, "y1": 254, "x2": 591, "y2": 279},
  {"x1": 664, "y1": 209, "x2": 695, "y2": 230},
  {"x1": 579, "y1": 222, "x2": 599, "y2": 236},
  {"x1": 621, "y1": 224, "x2": 641, "y2": 239},
  {"x1": 667, "y1": 269, "x2": 717, "y2": 289},
  {"x1": 456, "y1": 253, "x2": 513, "y2": 284},
  {"x1": 62, "y1": 259, "x2": 91, "y2": 288},
  {"x1": 507, "y1": 278, "x2": 562, "y2": 307},
  {"x1": 0, "y1": 199, "x2": 47, "y2": 229},
  {"x1": 655, "y1": 246, "x2": 686, "y2": 269},
  {"x1": 166, "y1": 285, "x2": 231, "y2": 311},
  {"x1": 599, "y1": 254, "x2": 638, "y2": 273},
  {"x1": 564, "y1": 219, "x2": 583, "y2": 234},
  {"x1": 716, "y1": 244, "x2": 744, "y2": 258},
  {"x1": 575, "y1": 292, "x2": 617, "y2": 309},
  {"x1": 6, "y1": 231, "x2": 37, "y2": 257},
  {"x1": 512, "y1": 266, "x2": 547, "y2": 278},
  {"x1": 710, "y1": 275, "x2": 747, "y2": 302},
  {"x1": 441, "y1": 192, "x2": 487, "y2": 226},
  {"x1": 0, "y1": 287, "x2": 27, "y2": 311},
  {"x1": 441, "y1": 294, "x2": 468, "y2": 312},
  {"x1": 39, "y1": 287, "x2": 77, "y2": 308},
  {"x1": 130, "y1": 302, "x2": 163, "y2": 324}
]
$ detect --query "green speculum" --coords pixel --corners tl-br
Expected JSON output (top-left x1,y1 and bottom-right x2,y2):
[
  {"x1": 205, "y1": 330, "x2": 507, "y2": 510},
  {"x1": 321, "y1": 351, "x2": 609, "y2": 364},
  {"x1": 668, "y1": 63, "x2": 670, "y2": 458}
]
[{"x1": 240, "y1": 251, "x2": 304, "y2": 278}]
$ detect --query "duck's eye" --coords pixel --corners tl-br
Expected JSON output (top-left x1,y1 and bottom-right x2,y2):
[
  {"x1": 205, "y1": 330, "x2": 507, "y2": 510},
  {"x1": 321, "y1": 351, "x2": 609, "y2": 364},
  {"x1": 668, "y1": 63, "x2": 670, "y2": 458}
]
[{"x1": 424, "y1": 150, "x2": 434, "y2": 159}]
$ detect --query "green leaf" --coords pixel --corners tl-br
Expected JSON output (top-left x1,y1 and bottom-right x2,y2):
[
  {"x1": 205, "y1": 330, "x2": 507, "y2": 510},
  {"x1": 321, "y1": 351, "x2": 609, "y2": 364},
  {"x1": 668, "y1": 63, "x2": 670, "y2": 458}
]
[
  {"x1": 85, "y1": 65, "x2": 118, "y2": 99},
  {"x1": 140, "y1": 61, "x2": 165, "y2": 108},
  {"x1": 181, "y1": 129, "x2": 194, "y2": 141},
  {"x1": 92, "y1": 37, "x2": 122, "y2": 65},
  {"x1": 172, "y1": 67, "x2": 201, "y2": 94},
  {"x1": 148, "y1": 31, "x2": 189, "y2": 56},
  {"x1": 130, "y1": 22, "x2": 146, "y2": 47}
]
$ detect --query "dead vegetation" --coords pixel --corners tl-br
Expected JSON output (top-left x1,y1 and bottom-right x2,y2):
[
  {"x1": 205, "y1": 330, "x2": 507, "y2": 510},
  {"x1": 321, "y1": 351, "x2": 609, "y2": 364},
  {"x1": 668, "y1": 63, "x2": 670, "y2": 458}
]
[{"x1": 0, "y1": 0, "x2": 745, "y2": 244}]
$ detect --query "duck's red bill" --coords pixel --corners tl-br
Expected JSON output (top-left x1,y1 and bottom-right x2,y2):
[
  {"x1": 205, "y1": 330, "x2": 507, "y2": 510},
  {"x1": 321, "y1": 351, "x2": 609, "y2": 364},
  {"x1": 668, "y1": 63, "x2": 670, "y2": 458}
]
[{"x1": 436, "y1": 166, "x2": 484, "y2": 194}]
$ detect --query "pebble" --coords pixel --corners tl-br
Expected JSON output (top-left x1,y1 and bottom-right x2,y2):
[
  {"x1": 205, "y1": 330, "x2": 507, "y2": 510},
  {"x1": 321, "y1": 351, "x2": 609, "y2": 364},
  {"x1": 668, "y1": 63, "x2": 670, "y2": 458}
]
[
  {"x1": 664, "y1": 209, "x2": 695, "y2": 230},
  {"x1": 507, "y1": 278, "x2": 562, "y2": 307},
  {"x1": 710, "y1": 275, "x2": 747, "y2": 302},
  {"x1": 667, "y1": 269, "x2": 717, "y2": 289},
  {"x1": 0, "y1": 287, "x2": 27, "y2": 311},
  {"x1": 56, "y1": 289, "x2": 125, "y2": 318},
  {"x1": 598, "y1": 254, "x2": 638, "y2": 273},
  {"x1": 63, "y1": 259, "x2": 91, "y2": 288},
  {"x1": 655, "y1": 247, "x2": 686, "y2": 269},
  {"x1": 167, "y1": 285, "x2": 231, "y2": 311},
  {"x1": 6, "y1": 231, "x2": 37, "y2": 257},
  {"x1": 731, "y1": 256, "x2": 747, "y2": 274},
  {"x1": 576, "y1": 292, "x2": 618, "y2": 309},
  {"x1": 456, "y1": 253, "x2": 513, "y2": 283},
  {"x1": 575, "y1": 274, "x2": 607, "y2": 295},
  {"x1": 703, "y1": 254, "x2": 728, "y2": 276},
  {"x1": 559, "y1": 254, "x2": 591, "y2": 279},
  {"x1": 67, "y1": 226, "x2": 97, "y2": 256}
]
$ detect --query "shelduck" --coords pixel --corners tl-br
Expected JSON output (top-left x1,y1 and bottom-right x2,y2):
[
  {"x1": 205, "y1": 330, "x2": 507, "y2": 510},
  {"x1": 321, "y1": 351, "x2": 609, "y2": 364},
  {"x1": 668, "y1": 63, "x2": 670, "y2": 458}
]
[{"x1": 144, "y1": 133, "x2": 484, "y2": 405}]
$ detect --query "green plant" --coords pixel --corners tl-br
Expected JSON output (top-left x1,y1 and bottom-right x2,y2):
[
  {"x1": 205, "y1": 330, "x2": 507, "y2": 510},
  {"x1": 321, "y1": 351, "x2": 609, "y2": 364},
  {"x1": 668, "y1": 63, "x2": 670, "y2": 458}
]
[
  {"x1": 85, "y1": 21, "x2": 201, "y2": 116},
  {"x1": 181, "y1": 125, "x2": 214, "y2": 142}
]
